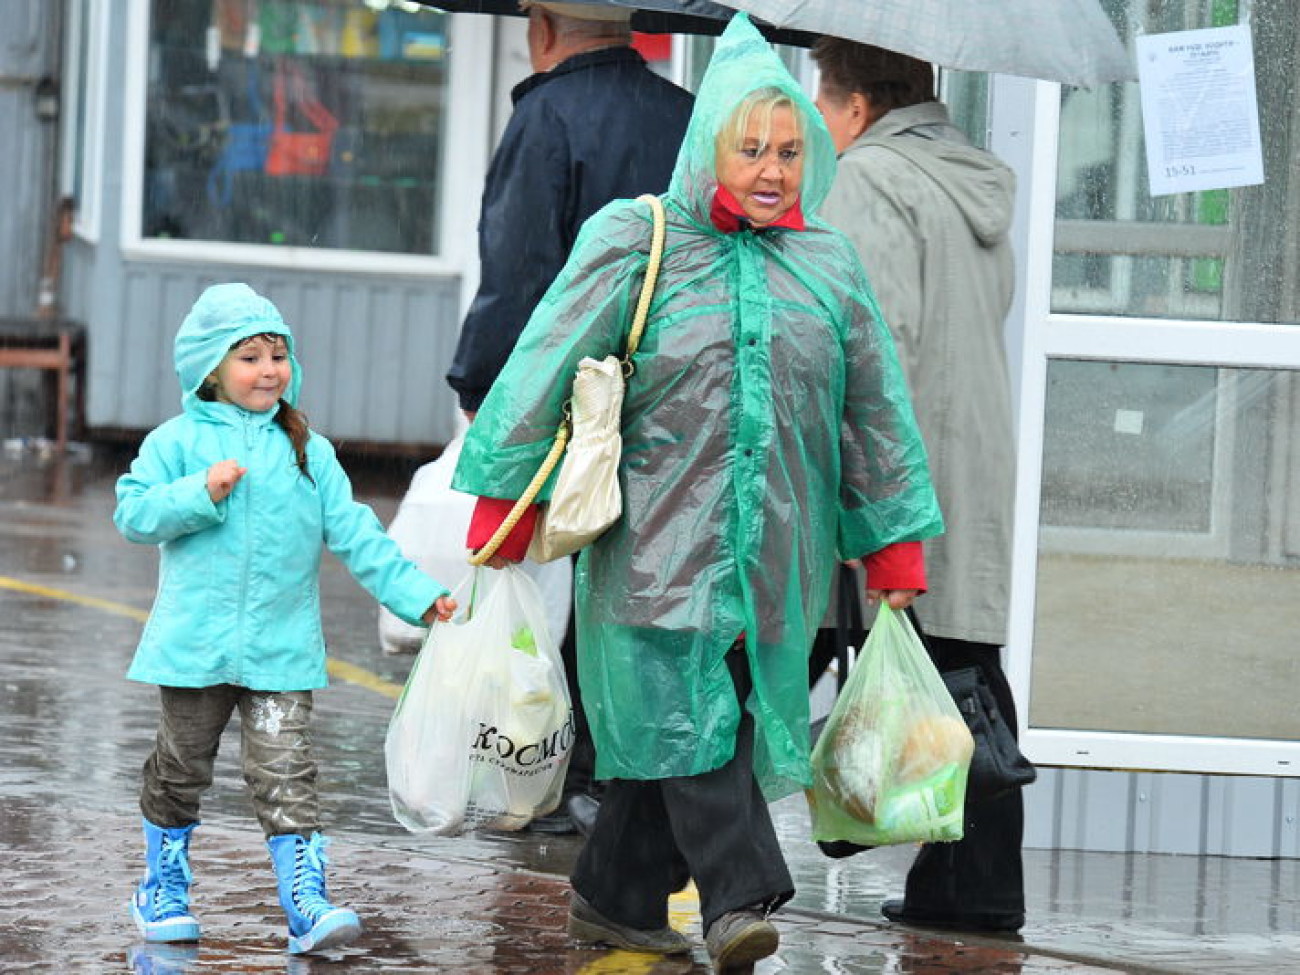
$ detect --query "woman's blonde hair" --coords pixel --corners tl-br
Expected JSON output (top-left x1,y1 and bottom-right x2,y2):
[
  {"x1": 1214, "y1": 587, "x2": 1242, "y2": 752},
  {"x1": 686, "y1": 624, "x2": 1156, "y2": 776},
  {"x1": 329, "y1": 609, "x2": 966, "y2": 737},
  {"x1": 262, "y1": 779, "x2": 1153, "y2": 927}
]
[{"x1": 714, "y1": 86, "x2": 804, "y2": 162}]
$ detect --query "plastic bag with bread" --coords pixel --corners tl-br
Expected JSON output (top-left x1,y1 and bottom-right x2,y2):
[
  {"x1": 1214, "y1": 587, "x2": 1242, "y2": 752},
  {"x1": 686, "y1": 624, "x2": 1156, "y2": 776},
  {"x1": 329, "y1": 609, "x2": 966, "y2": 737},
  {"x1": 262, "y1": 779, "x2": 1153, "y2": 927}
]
[{"x1": 809, "y1": 605, "x2": 974, "y2": 846}]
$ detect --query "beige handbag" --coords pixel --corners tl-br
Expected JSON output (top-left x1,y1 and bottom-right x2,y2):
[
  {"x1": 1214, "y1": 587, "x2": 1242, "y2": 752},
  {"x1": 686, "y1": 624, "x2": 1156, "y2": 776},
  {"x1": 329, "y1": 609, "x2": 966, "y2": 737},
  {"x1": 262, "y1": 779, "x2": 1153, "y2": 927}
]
[{"x1": 469, "y1": 193, "x2": 666, "y2": 566}]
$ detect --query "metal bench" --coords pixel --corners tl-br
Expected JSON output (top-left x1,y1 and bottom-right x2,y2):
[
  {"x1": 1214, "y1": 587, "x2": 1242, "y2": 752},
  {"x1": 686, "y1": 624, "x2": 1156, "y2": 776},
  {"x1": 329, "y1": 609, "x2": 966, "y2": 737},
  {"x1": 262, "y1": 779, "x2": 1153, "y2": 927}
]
[{"x1": 0, "y1": 317, "x2": 86, "y2": 451}]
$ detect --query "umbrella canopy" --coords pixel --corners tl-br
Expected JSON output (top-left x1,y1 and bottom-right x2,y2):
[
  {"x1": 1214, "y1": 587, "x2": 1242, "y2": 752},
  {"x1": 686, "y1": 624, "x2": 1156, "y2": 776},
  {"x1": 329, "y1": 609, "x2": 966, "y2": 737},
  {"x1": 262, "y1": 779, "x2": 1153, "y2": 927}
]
[
  {"x1": 724, "y1": 0, "x2": 1133, "y2": 86},
  {"x1": 417, "y1": 0, "x2": 817, "y2": 46},
  {"x1": 416, "y1": 0, "x2": 1133, "y2": 86}
]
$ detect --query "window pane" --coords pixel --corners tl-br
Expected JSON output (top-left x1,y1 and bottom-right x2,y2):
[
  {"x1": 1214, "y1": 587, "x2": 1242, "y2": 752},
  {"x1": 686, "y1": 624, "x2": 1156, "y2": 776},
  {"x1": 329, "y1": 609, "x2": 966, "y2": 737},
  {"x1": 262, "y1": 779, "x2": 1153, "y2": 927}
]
[
  {"x1": 1041, "y1": 361, "x2": 1216, "y2": 532},
  {"x1": 1032, "y1": 360, "x2": 1300, "y2": 739},
  {"x1": 145, "y1": 0, "x2": 448, "y2": 255},
  {"x1": 1053, "y1": 0, "x2": 1300, "y2": 323},
  {"x1": 939, "y1": 71, "x2": 989, "y2": 150}
]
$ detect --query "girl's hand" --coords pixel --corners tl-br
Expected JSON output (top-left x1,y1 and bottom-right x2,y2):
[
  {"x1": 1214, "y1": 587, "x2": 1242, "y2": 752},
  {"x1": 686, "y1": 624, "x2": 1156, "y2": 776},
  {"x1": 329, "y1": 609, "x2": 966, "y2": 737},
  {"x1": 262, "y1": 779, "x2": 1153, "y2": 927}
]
[
  {"x1": 207, "y1": 459, "x2": 247, "y2": 502},
  {"x1": 867, "y1": 588, "x2": 919, "y2": 611},
  {"x1": 422, "y1": 595, "x2": 458, "y2": 624}
]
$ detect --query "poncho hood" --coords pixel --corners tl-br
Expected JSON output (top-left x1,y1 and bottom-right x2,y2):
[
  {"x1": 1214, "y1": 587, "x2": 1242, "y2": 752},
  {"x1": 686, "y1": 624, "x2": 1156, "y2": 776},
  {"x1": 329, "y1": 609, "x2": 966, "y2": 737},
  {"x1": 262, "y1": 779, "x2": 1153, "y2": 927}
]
[
  {"x1": 668, "y1": 13, "x2": 837, "y2": 227},
  {"x1": 174, "y1": 283, "x2": 302, "y2": 411}
]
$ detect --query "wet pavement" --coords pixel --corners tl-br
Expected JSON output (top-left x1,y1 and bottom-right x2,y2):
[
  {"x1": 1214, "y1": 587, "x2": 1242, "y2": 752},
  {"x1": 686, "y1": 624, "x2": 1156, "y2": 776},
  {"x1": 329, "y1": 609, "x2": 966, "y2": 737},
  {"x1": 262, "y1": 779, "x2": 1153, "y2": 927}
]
[{"x1": 2, "y1": 441, "x2": 1299, "y2": 974}]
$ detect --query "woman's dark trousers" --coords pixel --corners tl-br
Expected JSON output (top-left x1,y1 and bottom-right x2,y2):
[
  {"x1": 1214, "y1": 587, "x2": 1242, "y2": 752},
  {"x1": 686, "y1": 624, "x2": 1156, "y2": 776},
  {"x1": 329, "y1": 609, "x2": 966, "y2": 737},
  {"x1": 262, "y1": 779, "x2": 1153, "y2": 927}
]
[{"x1": 570, "y1": 645, "x2": 794, "y2": 932}]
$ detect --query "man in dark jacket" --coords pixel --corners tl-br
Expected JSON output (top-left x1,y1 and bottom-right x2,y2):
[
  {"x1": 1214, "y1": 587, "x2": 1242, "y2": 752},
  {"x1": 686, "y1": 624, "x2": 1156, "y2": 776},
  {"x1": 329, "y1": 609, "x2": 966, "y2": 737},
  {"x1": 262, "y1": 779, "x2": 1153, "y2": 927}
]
[{"x1": 447, "y1": 0, "x2": 693, "y2": 834}]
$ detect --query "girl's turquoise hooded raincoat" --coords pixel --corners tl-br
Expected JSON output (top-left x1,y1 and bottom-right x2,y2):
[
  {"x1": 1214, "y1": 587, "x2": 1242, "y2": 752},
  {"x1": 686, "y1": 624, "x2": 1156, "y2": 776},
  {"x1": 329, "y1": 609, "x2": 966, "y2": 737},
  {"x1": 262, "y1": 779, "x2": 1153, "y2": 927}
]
[
  {"x1": 453, "y1": 15, "x2": 943, "y2": 800},
  {"x1": 115, "y1": 283, "x2": 445, "y2": 692}
]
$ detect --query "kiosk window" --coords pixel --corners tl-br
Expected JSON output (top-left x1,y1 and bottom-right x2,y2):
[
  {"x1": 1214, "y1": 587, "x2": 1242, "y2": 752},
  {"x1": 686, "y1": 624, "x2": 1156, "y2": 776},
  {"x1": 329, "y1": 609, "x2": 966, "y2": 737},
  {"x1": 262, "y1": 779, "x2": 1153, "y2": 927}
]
[{"x1": 144, "y1": 0, "x2": 449, "y2": 255}]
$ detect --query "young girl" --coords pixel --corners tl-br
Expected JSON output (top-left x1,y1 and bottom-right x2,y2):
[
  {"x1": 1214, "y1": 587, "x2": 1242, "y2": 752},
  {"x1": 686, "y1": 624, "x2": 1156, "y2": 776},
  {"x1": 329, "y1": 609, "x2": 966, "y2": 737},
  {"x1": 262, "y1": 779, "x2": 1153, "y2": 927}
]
[{"x1": 115, "y1": 283, "x2": 456, "y2": 955}]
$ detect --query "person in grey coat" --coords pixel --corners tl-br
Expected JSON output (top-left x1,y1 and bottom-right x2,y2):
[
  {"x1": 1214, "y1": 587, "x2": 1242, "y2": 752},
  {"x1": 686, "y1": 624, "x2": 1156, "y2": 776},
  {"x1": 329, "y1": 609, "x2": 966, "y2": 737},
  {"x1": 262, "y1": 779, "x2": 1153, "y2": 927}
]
[{"x1": 812, "y1": 37, "x2": 1025, "y2": 933}]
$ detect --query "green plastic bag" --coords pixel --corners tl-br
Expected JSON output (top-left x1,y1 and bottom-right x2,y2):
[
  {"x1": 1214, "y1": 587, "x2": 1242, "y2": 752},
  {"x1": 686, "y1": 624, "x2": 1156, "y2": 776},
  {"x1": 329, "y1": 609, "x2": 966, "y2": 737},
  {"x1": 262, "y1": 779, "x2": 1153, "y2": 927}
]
[{"x1": 808, "y1": 605, "x2": 974, "y2": 846}]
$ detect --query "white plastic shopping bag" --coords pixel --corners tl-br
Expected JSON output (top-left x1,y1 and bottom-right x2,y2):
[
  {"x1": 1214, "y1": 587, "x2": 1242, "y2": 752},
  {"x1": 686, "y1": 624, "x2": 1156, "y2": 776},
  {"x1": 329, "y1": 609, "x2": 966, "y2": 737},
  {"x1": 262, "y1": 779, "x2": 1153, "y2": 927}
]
[
  {"x1": 384, "y1": 565, "x2": 574, "y2": 835},
  {"x1": 379, "y1": 434, "x2": 572, "y2": 654}
]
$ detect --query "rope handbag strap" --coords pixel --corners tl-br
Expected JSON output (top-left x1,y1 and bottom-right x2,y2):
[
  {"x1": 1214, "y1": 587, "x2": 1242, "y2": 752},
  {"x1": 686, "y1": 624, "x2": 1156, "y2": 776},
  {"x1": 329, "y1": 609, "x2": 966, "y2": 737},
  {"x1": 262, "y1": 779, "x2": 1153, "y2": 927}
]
[
  {"x1": 466, "y1": 424, "x2": 571, "y2": 566},
  {"x1": 623, "y1": 193, "x2": 665, "y2": 367},
  {"x1": 468, "y1": 194, "x2": 665, "y2": 566}
]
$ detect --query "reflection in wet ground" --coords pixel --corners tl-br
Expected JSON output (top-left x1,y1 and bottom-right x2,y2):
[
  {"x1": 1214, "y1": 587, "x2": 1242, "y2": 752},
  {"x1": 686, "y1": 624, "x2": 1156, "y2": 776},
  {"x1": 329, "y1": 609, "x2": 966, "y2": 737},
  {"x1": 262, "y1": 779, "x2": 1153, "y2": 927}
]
[{"x1": 2, "y1": 445, "x2": 1300, "y2": 973}]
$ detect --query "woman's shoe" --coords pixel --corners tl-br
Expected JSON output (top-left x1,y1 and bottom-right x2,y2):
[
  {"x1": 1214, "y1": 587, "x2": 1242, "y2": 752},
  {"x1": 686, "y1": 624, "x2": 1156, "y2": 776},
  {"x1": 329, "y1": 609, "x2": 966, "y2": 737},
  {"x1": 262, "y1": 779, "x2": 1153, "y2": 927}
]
[
  {"x1": 816, "y1": 839, "x2": 872, "y2": 859},
  {"x1": 881, "y1": 897, "x2": 1024, "y2": 934},
  {"x1": 567, "y1": 892, "x2": 691, "y2": 954},
  {"x1": 705, "y1": 909, "x2": 779, "y2": 972},
  {"x1": 524, "y1": 809, "x2": 576, "y2": 835}
]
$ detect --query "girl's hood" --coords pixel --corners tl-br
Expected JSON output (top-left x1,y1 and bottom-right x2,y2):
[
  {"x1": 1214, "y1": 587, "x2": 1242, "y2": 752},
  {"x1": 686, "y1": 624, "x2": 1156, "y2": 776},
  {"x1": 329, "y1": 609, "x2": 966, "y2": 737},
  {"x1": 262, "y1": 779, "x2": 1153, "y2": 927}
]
[
  {"x1": 173, "y1": 283, "x2": 301, "y2": 411},
  {"x1": 666, "y1": 13, "x2": 837, "y2": 228}
]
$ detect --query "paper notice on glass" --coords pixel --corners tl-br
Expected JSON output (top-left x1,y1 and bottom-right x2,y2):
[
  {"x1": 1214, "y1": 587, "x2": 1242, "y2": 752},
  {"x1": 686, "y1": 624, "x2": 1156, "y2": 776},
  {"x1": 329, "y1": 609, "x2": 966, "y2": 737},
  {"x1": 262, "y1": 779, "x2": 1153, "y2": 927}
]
[{"x1": 1137, "y1": 25, "x2": 1263, "y2": 197}]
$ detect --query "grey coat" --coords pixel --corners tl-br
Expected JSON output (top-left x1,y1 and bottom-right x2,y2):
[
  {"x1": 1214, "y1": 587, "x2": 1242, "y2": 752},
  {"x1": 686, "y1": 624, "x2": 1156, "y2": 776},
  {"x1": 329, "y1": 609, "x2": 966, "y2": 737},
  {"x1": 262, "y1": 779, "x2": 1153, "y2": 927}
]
[{"x1": 823, "y1": 102, "x2": 1017, "y2": 645}]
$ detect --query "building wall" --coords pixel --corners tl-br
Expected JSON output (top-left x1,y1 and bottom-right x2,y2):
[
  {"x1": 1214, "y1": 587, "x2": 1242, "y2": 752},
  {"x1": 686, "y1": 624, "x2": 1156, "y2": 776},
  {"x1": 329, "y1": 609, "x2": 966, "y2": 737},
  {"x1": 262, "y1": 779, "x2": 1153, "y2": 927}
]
[
  {"x1": 57, "y1": 0, "x2": 464, "y2": 452},
  {"x1": 1027, "y1": 768, "x2": 1300, "y2": 859},
  {"x1": 0, "y1": 1, "x2": 62, "y2": 440},
  {"x1": 0, "y1": 1, "x2": 57, "y2": 315},
  {"x1": 62, "y1": 246, "x2": 462, "y2": 449}
]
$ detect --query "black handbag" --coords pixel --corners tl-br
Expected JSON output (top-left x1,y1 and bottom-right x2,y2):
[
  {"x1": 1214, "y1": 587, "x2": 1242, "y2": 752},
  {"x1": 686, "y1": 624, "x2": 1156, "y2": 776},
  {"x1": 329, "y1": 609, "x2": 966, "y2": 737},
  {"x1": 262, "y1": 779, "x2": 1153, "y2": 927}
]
[
  {"x1": 809, "y1": 564, "x2": 865, "y2": 692},
  {"x1": 941, "y1": 665, "x2": 1037, "y2": 802},
  {"x1": 809, "y1": 565, "x2": 864, "y2": 746}
]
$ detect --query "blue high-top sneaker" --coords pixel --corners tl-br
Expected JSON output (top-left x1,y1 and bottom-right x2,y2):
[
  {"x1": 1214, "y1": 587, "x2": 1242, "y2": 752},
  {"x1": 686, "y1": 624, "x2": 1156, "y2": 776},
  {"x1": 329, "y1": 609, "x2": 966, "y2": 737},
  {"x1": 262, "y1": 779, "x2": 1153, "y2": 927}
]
[
  {"x1": 266, "y1": 833, "x2": 361, "y2": 954},
  {"x1": 130, "y1": 819, "x2": 201, "y2": 943}
]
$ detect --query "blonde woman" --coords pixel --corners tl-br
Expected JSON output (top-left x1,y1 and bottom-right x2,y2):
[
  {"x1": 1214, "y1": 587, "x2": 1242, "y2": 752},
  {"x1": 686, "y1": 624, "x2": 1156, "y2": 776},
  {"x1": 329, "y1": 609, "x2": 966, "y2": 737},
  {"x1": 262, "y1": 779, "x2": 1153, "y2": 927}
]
[{"x1": 455, "y1": 16, "x2": 942, "y2": 971}]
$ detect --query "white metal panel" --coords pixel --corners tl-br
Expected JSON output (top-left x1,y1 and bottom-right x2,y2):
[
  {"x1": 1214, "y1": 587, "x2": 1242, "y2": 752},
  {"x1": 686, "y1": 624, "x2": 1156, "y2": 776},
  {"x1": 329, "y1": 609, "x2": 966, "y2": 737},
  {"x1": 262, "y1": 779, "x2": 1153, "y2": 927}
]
[
  {"x1": 1024, "y1": 767, "x2": 1300, "y2": 858},
  {"x1": 1211, "y1": 776, "x2": 1282, "y2": 858},
  {"x1": 1040, "y1": 316, "x2": 1300, "y2": 370},
  {"x1": 1143, "y1": 771, "x2": 1207, "y2": 856},
  {"x1": 62, "y1": 0, "x2": 108, "y2": 244},
  {"x1": 88, "y1": 262, "x2": 461, "y2": 448},
  {"x1": 1283, "y1": 779, "x2": 1300, "y2": 858}
]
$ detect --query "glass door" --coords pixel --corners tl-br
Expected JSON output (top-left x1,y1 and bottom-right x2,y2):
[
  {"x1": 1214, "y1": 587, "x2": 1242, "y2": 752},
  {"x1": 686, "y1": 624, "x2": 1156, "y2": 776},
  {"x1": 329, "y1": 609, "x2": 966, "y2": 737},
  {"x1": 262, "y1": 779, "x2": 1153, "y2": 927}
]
[{"x1": 1004, "y1": 0, "x2": 1300, "y2": 776}]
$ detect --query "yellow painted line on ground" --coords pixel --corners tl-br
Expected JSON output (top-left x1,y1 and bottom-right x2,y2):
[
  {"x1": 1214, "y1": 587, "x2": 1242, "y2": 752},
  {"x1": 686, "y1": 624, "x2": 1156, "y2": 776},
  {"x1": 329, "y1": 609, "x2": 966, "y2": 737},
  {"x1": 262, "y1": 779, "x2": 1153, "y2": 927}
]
[
  {"x1": 0, "y1": 575, "x2": 150, "y2": 622},
  {"x1": 0, "y1": 574, "x2": 404, "y2": 698},
  {"x1": 669, "y1": 882, "x2": 701, "y2": 928},
  {"x1": 576, "y1": 953, "x2": 673, "y2": 974},
  {"x1": 327, "y1": 657, "x2": 402, "y2": 699}
]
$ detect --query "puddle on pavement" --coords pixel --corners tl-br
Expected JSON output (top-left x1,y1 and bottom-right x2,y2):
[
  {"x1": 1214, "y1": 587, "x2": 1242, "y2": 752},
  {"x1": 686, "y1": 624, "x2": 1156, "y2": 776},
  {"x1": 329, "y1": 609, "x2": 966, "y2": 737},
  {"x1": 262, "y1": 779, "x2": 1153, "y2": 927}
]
[{"x1": 4, "y1": 445, "x2": 1300, "y2": 974}]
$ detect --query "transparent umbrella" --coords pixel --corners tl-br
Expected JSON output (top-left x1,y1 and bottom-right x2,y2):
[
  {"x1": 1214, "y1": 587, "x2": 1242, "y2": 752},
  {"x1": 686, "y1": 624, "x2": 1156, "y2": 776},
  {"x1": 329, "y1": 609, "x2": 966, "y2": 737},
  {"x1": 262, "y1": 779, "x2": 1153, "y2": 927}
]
[
  {"x1": 721, "y1": 0, "x2": 1133, "y2": 85},
  {"x1": 418, "y1": 0, "x2": 1133, "y2": 86}
]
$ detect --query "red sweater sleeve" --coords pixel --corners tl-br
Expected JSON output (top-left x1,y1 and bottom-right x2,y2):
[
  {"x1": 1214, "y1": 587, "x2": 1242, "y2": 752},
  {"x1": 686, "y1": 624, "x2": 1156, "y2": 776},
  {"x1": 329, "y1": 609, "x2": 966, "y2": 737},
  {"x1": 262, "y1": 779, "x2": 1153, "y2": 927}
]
[
  {"x1": 863, "y1": 540, "x2": 926, "y2": 593},
  {"x1": 467, "y1": 497, "x2": 539, "y2": 562}
]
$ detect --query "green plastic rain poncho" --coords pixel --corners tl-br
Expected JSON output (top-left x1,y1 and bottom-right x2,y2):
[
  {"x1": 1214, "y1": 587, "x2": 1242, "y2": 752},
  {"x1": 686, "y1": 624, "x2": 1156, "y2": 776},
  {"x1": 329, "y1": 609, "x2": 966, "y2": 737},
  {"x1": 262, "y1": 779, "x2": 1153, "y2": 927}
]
[{"x1": 453, "y1": 14, "x2": 942, "y2": 800}]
